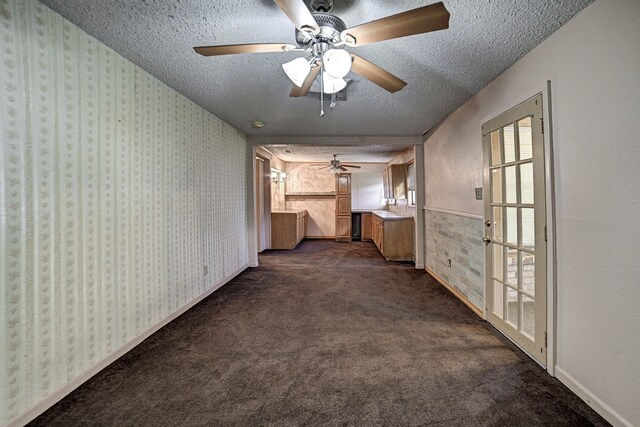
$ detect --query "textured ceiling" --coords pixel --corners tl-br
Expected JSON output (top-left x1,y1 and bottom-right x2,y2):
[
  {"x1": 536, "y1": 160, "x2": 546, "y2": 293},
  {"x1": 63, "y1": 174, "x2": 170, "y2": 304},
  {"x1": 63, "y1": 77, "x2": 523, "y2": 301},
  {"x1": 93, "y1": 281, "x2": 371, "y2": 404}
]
[
  {"x1": 41, "y1": 0, "x2": 593, "y2": 136},
  {"x1": 264, "y1": 144, "x2": 408, "y2": 162}
]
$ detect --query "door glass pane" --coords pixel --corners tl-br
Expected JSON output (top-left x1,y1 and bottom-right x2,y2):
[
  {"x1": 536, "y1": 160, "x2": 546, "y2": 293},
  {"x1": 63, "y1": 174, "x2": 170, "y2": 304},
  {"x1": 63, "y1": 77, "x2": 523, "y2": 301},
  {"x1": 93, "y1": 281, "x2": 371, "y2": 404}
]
[
  {"x1": 491, "y1": 130, "x2": 502, "y2": 166},
  {"x1": 518, "y1": 117, "x2": 533, "y2": 160},
  {"x1": 505, "y1": 165, "x2": 516, "y2": 203},
  {"x1": 521, "y1": 253, "x2": 535, "y2": 296},
  {"x1": 493, "y1": 280, "x2": 504, "y2": 318},
  {"x1": 492, "y1": 207, "x2": 503, "y2": 241},
  {"x1": 504, "y1": 124, "x2": 515, "y2": 163},
  {"x1": 522, "y1": 208, "x2": 535, "y2": 249},
  {"x1": 522, "y1": 294, "x2": 535, "y2": 339},
  {"x1": 492, "y1": 244, "x2": 503, "y2": 281},
  {"x1": 491, "y1": 168, "x2": 502, "y2": 203},
  {"x1": 506, "y1": 207, "x2": 517, "y2": 245},
  {"x1": 506, "y1": 248, "x2": 518, "y2": 286},
  {"x1": 520, "y1": 162, "x2": 534, "y2": 204},
  {"x1": 506, "y1": 287, "x2": 518, "y2": 327}
]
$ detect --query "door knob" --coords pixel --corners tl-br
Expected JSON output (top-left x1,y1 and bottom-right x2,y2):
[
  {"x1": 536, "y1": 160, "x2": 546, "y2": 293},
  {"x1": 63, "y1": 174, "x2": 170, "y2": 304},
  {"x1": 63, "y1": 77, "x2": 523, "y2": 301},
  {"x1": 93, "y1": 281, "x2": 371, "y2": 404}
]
[{"x1": 482, "y1": 236, "x2": 491, "y2": 245}]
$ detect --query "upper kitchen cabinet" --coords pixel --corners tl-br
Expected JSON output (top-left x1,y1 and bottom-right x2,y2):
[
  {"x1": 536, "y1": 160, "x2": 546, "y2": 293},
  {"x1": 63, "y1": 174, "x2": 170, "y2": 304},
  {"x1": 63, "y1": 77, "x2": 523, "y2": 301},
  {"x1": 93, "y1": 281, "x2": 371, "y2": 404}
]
[
  {"x1": 383, "y1": 164, "x2": 407, "y2": 200},
  {"x1": 336, "y1": 174, "x2": 351, "y2": 194}
]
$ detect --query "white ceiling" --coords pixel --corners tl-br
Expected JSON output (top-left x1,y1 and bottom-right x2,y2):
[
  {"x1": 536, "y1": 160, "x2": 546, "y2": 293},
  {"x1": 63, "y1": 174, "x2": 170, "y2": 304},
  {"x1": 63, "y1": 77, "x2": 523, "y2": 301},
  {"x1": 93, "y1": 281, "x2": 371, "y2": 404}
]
[
  {"x1": 264, "y1": 144, "x2": 407, "y2": 162},
  {"x1": 41, "y1": 0, "x2": 593, "y2": 136}
]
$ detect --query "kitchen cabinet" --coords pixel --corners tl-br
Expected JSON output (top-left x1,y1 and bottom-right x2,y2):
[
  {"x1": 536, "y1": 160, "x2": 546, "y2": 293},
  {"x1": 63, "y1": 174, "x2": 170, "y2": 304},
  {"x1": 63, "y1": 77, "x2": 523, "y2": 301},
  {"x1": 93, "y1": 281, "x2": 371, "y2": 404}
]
[
  {"x1": 336, "y1": 216, "x2": 351, "y2": 240},
  {"x1": 383, "y1": 164, "x2": 407, "y2": 200},
  {"x1": 371, "y1": 211, "x2": 414, "y2": 262},
  {"x1": 362, "y1": 213, "x2": 373, "y2": 241},
  {"x1": 336, "y1": 174, "x2": 350, "y2": 194},
  {"x1": 335, "y1": 174, "x2": 351, "y2": 242},
  {"x1": 271, "y1": 210, "x2": 307, "y2": 249},
  {"x1": 336, "y1": 195, "x2": 351, "y2": 215}
]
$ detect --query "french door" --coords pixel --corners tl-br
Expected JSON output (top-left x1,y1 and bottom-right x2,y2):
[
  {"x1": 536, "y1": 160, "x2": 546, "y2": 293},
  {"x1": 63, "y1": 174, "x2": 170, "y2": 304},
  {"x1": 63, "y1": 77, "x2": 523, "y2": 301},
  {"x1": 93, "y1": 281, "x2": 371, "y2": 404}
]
[{"x1": 482, "y1": 94, "x2": 547, "y2": 365}]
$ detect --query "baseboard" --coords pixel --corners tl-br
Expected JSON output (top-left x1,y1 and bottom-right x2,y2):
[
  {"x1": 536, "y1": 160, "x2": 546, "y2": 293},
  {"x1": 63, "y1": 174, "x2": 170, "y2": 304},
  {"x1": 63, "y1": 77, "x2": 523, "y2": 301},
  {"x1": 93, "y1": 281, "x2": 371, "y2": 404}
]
[
  {"x1": 555, "y1": 366, "x2": 633, "y2": 427},
  {"x1": 425, "y1": 267, "x2": 483, "y2": 318},
  {"x1": 304, "y1": 235, "x2": 335, "y2": 239},
  {"x1": 5, "y1": 264, "x2": 249, "y2": 427}
]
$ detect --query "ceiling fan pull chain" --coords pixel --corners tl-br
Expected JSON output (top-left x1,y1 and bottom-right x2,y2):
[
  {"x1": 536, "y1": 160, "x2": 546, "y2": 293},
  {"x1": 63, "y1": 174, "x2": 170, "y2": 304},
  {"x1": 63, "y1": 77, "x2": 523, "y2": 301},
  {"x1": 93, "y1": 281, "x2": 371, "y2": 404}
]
[{"x1": 320, "y1": 63, "x2": 325, "y2": 117}]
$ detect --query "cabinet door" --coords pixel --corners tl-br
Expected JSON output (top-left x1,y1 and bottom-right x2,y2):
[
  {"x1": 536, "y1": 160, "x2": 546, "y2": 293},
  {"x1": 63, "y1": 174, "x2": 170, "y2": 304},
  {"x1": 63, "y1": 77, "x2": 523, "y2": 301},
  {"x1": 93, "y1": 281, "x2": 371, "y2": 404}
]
[
  {"x1": 336, "y1": 174, "x2": 351, "y2": 194},
  {"x1": 383, "y1": 168, "x2": 390, "y2": 199},
  {"x1": 336, "y1": 215, "x2": 351, "y2": 240},
  {"x1": 391, "y1": 164, "x2": 407, "y2": 199},
  {"x1": 362, "y1": 213, "x2": 372, "y2": 239},
  {"x1": 336, "y1": 195, "x2": 351, "y2": 215},
  {"x1": 296, "y1": 218, "x2": 303, "y2": 243}
]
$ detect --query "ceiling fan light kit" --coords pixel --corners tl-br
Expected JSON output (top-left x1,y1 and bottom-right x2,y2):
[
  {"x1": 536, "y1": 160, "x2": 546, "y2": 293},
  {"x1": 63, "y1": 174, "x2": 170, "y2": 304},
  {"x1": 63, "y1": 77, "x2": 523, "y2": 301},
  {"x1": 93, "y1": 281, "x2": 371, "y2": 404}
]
[
  {"x1": 322, "y1": 73, "x2": 346, "y2": 94},
  {"x1": 282, "y1": 57, "x2": 312, "y2": 87},
  {"x1": 194, "y1": 1, "x2": 450, "y2": 117},
  {"x1": 323, "y1": 48, "x2": 352, "y2": 78}
]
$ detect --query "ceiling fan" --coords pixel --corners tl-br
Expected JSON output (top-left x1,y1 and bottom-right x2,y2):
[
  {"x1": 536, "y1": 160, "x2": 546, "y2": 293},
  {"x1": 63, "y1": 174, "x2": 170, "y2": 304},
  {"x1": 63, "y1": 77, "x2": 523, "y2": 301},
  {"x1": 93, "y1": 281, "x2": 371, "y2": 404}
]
[
  {"x1": 310, "y1": 154, "x2": 362, "y2": 173},
  {"x1": 193, "y1": 0, "x2": 450, "y2": 116}
]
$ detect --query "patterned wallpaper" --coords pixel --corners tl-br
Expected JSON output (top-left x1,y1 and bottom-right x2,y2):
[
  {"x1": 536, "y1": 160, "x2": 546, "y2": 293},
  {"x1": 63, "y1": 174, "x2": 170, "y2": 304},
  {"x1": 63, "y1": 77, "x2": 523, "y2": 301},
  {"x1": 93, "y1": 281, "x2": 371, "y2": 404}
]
[{"x1": 0, "y1": 0, "x2": 249, "y2": 423}]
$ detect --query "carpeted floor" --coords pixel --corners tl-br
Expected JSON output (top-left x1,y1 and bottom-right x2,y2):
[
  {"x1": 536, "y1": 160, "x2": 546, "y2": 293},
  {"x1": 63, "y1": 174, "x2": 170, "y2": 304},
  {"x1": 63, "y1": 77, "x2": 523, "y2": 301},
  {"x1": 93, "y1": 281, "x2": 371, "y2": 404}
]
[{"x1": 31, "y1": 240, "x2": 607, "y2": 426}]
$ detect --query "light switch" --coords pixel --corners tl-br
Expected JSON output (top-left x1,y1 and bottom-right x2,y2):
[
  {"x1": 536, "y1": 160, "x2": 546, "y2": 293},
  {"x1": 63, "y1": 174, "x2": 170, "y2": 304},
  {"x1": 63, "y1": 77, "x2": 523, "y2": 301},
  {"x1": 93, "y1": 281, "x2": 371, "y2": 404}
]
[{"x1": 475, "y1": 187, "x2": 483, "y2": 200}]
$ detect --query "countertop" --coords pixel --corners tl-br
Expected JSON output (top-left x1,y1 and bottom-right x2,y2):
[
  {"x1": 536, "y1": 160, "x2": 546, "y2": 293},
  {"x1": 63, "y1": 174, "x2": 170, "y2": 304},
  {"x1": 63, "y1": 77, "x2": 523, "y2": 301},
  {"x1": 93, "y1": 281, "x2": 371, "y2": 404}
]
[
  {"x1": 272, "y1": 210, "x2": 307, "y2": 214},
  {"x1": 370, "y1": 210, "x2": 414, "y2": 220}
]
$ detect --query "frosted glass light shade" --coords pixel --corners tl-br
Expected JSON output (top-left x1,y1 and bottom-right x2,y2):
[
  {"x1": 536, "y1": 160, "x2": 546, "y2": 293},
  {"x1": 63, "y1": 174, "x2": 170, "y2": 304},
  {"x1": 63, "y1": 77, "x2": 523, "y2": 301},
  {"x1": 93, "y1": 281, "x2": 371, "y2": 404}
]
[
  {"x1": 323, "y1": 48, "x2": 352, "y2": 78},
  {"x1": 322, "y1": 73, "x2": 347, "y2": 94},
  {"x1": 282, "y1": 57, "x2": 311, "y2": 87}
]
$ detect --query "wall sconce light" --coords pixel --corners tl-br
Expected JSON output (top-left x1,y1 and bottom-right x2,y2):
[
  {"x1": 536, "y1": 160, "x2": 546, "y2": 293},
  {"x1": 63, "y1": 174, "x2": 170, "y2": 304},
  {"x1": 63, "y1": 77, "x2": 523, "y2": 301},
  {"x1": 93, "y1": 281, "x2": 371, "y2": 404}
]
[{"x1": 271, "y1": 169, "x2": 286, "y2": 183}]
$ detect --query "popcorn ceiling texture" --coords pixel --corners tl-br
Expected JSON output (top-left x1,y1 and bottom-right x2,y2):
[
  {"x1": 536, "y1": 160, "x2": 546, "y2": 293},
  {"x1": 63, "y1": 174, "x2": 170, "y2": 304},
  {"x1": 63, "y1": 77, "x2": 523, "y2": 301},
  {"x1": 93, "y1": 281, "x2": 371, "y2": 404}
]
[
  {"x1": 40, "y1": 0, "x2": 593, "y2": 136},
  {"x1": 266, "y1": 144, "x2": 408, "y2": 163},
  {"x1": 0, "y1": 0, "x2": 248, "y2": 423}
]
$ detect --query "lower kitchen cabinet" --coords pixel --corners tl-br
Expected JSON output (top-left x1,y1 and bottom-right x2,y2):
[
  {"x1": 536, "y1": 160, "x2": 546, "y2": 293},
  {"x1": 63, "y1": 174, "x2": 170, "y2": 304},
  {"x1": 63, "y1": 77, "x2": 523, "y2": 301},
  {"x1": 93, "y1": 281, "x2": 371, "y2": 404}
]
[
  {"x1": 271, "y1": 210, "x2": 307, "y2": 249},
  {"x1": 362, "y1": 213, "x2": 373, "y2": 241},
  {"x1": 372, "y1": 212, "x2": 414, "y2": 262}
]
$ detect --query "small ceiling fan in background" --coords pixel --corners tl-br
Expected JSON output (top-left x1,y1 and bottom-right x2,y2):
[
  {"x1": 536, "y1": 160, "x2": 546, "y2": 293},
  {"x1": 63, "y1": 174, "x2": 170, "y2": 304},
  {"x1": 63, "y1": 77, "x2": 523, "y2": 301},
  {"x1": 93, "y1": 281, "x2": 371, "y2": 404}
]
[
  {"x1": 310, "y1": 154, "x2": 362, "y2": 173},
  {"x1": 193, "y1": 0, "x2": 450, "y2": 116}
]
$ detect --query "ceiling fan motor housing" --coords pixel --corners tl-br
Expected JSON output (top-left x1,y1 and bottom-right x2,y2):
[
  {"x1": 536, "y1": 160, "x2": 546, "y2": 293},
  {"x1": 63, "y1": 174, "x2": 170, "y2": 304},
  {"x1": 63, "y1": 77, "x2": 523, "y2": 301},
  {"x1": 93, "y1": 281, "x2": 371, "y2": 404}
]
[
  {"x1": 295, "y1": 12, "x2": 346, "y2": 47},
  {"x1": 310, "y1": 0, "x2": 334, "y2": 13}
]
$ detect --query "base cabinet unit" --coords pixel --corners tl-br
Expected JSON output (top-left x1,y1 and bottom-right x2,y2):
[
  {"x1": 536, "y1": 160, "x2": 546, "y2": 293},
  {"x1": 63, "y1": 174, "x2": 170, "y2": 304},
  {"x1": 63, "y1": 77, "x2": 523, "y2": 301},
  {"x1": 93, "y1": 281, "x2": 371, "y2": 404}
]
[
  {"x1": 372, "y1": 211, "x2": 414, "y2": 262},
  {"x1": 361, "y1": 213, "x2": 373, "y2": 241},
  {"x1": 271, "y1": 210, "x2": 307, "y2": 249}
]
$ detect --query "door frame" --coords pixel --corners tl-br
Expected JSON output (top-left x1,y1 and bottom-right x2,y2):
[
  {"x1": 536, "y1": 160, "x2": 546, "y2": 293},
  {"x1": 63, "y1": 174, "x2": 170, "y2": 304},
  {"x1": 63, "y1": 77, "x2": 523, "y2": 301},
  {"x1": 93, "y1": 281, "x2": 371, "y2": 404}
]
[
  {"x1": 255, "y1": 153, "x2": 271, "y2": 252},
  {"x1": 481, "y1": 91, "x2": 557, "y2": 374}
]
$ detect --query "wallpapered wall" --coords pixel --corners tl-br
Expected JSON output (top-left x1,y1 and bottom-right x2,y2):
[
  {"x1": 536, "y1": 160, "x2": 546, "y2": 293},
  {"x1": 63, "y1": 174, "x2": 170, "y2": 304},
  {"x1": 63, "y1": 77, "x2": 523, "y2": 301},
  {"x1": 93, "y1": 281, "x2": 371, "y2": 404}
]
[{"x1": 0, "y1": 0, "x2": 249, "y2": 423}]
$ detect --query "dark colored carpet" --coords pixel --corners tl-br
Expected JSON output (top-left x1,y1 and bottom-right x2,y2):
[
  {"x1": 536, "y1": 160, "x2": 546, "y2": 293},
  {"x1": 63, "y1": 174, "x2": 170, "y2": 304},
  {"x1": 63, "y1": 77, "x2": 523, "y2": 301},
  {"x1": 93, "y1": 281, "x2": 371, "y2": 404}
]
[{"x1": 31, "y1": 240, "x2": 607, "y2": 426}]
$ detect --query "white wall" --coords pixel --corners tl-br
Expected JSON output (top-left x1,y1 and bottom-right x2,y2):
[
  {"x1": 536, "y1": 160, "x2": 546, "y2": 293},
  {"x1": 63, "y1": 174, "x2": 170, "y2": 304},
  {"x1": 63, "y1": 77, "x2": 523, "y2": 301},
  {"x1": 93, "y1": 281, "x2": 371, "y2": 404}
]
[
  {"x1": 351, "y1": 173, "x2": 385, "y2": 210},
  {"x1": 351, "y1": 165, "x2": 386, "y2": 211},
  {"x1": 423, "y1": 0, "x2": 640, "y2": 425},
  {"x1": 0, "y1": 1, "x2": 249, "y2": 424}
]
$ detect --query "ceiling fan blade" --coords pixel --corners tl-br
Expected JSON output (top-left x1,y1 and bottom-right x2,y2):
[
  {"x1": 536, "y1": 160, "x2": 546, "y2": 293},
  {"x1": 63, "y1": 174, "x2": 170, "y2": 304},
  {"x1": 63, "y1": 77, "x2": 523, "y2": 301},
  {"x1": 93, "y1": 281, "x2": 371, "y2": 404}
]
[
  {"x1": 342, "y1": 2, "x2": 449, "y2": 47},
  {"x1": 194, "y1": 43, "x2": 295, "y2": 56},
  {"x1": 339, "y1": 166, "x2": 348, "y2": 172},
  {"x1": 274, "y1": 0, "x2": 320, "y2": 33},
  {"x1": 351, "y1": 55, "x2": 407, "y2": 93},
  {"x1": 290, "y1": 65, "x2": 320, "y2": 97},
  {"x1": 341, "y1": 165, "x2": 362, "y2": 169}
]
